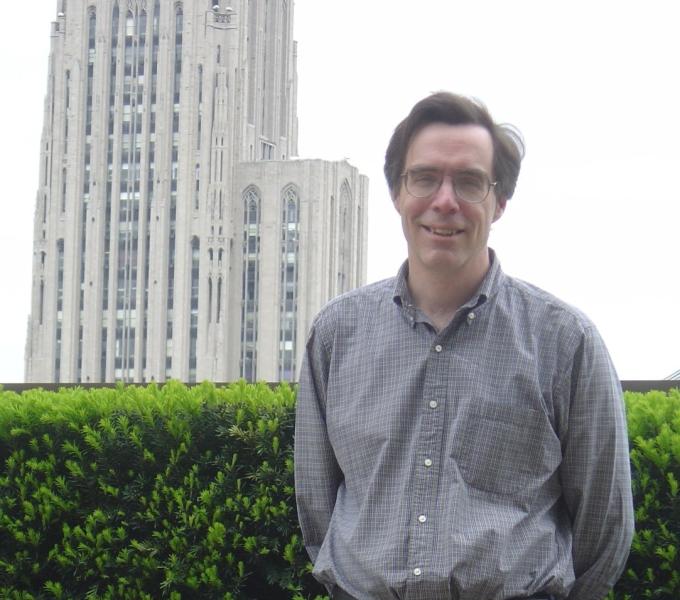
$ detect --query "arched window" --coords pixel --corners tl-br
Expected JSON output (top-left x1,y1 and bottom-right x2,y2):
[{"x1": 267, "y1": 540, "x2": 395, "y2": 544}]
[
  {"x1": 279, "y1": 186, "x2": 299, "y2": 380},
  {"x1": 240, "y1": 187, "x2": 261, "y2": 381}
]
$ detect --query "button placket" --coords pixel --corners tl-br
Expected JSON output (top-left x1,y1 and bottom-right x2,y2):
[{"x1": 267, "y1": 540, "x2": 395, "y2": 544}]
[{"x1": 409, "y1": 333, "x2": 448, "y2": 587}]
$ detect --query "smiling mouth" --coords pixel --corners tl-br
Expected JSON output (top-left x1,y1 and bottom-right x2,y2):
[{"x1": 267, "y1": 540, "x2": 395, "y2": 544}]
[{"x1": 423, "y1": 225, "x2": 462, "y2": 237}]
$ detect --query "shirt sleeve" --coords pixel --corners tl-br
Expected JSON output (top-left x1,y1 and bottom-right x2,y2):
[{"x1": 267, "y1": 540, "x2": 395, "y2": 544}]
[
  {"x1": 560, "y1": 325, "x2": 635, "y2": 600},
  {"x1": 294, "y1": 318, "x2": 343, "y2": 564}
]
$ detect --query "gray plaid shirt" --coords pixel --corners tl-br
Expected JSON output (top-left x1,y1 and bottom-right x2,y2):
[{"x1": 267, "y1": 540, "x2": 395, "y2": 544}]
[{"x1": 294, "y1": 252, "x2": 634, "y2": 600}]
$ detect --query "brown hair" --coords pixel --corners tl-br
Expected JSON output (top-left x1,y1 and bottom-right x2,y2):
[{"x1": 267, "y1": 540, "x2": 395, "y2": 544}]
[{"x1": 384, "y1": 92, "x2": 525, "y2": 201}]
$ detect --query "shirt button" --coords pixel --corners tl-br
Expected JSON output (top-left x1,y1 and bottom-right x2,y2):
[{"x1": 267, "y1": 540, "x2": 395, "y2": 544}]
[
  {"x1": 424, "y1": 458, "x2": 433, "y2": 467},
  {"x1": 413, "y1": 567, "x2": 422, "y2": 576},
  {"x1": 429, "y1": 400, "x2": 438, "y2": 409},
  {"x1": 418, "y1": 514, "x2": 427, "y2": 523},
  {"x1": 434, "y1": 344, "x2": 443, "y2": 352},
  {"x1": 467, "y1": 311, "x2": 476, "y2": 322}
]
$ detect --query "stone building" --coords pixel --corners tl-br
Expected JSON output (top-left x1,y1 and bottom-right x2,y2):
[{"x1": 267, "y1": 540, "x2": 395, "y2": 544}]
[{"x1": 25, "y1": 0, "x2": 368, "y2": 383}]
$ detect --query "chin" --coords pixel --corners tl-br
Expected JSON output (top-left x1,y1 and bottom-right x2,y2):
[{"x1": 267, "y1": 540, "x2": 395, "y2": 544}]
[{"x1": 417, "y1": 252, "x2": 466, "y2": 273}]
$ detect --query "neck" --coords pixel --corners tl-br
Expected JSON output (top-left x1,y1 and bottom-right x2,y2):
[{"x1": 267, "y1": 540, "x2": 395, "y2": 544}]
[{"x1": 407, "y1": 255, "x2": 490, "y2": 331}]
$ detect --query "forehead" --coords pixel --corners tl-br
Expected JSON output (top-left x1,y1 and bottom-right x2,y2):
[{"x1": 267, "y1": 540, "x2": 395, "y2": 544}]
[{"x1": 405, "y1": 123, "x2": 494, "y2": 172}]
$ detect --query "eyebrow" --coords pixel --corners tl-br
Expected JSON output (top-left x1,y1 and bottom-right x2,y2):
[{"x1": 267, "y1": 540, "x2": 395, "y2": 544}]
[{"x1": 407, "y1": 166, "x2": 489, "y2": 177}]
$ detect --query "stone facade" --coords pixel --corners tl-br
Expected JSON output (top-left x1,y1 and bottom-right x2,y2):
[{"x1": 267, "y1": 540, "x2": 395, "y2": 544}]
[{"x1": 25, "y1": 0, "x2": 368, "y2": 383}]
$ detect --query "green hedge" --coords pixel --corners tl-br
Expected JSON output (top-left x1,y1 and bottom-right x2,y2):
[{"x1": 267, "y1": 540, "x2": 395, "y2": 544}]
[
  {"x1": 608, "y1": 389, "x2": 680, "y2": 599},
  {"x1": 0, "y1": 383, "x2": 678, "y2": 599},
  {"x1": 0, "y1": 381, "x2": 325, "y2": 600}
]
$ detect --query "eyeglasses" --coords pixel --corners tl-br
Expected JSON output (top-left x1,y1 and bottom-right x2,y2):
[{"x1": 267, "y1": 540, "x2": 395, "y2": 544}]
[{"x1": 401, "y1": 168, "x2": 498, "y2": 203}]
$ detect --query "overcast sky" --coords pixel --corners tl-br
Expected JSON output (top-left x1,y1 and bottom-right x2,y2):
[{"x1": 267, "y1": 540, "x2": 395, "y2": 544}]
[{"x1": 1, "y1": 0, "x2": 678, "y2": 382}]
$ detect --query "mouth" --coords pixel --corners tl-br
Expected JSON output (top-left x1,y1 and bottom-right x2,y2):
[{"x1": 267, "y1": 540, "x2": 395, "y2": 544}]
[{"x1": 422, "y1": 225, "x2": 463, "y2": 237}]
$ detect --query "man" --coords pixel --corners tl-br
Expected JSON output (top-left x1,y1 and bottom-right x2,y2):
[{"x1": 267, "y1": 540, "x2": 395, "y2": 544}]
[{"x1": 294, "y1": 92, "x2": 634, "y2": 600}]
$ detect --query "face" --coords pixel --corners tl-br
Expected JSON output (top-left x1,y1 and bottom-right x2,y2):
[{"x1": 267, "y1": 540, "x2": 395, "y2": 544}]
[{"x1": 393, "y1": 123, "x2": 506, "y2": 284}]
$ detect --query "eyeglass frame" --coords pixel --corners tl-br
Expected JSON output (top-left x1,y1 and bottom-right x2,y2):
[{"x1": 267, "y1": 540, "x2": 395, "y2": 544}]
[{"x1": 400, "y1": 168, "x2": 498, "y2": 204}]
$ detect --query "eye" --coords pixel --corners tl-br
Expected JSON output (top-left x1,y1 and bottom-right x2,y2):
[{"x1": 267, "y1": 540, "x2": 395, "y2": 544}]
[
  {"x1": 455, "y1": 172, "x2": 486, "y2": 193},
  {"x1": 411, "y1": 171, "x2": 439, "y2": 186}
]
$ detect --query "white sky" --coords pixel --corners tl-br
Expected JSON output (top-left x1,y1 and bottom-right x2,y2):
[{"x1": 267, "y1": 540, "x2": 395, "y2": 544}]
[{"x1": 0, "y1": 0, "x2": 678, "y2": 382}]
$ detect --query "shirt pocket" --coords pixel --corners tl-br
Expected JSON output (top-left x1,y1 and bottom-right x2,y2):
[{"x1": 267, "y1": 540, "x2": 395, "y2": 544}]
[{"x1": 450, "y1": 400, "x2": 560, "y2": 497}]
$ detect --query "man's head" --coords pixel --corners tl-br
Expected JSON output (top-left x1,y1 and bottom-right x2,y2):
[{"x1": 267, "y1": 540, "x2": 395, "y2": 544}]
[
  {"x1": 386, "y1": 93, "x2": 526, "y2": 287},
  {"x1": 384, "y1": 92, "x2": 525, "y2": 203}
]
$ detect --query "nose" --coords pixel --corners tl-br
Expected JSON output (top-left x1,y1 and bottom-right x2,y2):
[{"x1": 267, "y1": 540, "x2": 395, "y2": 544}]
[{"x1": 430, "y1": 175, "x2": 461, "y2": 212}]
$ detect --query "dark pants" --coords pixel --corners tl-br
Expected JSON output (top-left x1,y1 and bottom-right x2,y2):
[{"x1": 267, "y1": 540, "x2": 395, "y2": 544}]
[{"x1": 333, "y1": 591, "x2": 554, "y2": 600}]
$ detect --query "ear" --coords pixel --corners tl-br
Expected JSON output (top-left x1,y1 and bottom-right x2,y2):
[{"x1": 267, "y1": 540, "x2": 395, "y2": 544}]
[{"x1": 492, "y1": 197, "x2": 507, "y2": 222}]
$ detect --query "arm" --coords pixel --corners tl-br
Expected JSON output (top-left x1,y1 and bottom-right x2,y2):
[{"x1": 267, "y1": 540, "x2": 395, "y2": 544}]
[
  {"x1": 294, "y1": 322, "x2": 343, "y2": 563},
  {"x1": 560, "y1": 326, "x2": 635, "y2": 600}
]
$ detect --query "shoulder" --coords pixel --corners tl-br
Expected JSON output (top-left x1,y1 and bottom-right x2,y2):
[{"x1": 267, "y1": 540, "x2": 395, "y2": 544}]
[
  {"x1": 312, "y1": 277, "x2": 396, "y2": 327},
  {"x1": 498, "y1": 274, "x2": 617, "y2": 386},
  {"x1": 499, "y1": 274, "x2": 595, "y2": 338},
  {"x1": 306, "y1": 277, "x2": 397, "y2": 354},
  {"x1": 307, "y1": 278, "x2": 395, "y2": 360},
  {"x1": 498, "y1": 275, "x2": 620, "y2": 423}
]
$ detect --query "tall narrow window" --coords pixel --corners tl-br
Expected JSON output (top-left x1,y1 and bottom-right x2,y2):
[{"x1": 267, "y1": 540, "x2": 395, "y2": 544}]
[
  {"x1": 216, "y1": 277, "x2": 222, "y2": 323},
  {"x1": 55, "y1": 240, "x2": 65, "y2": 382},
  {"x1": 328, "y1": 195, "x2": 336, "y2": 297},
  {"x1": 338, "y1": 181, "x2": 353, "y2": 294},
  {"x1": 78, "y1": 10, "x2": 96, "y2": 383},
  {"x1": 85, "y1": 13, "x2": 96, "y2": 135},
  {"x1": 197, "y1": 64, "x2": 203, "y2": 150},
  {"x1": 143, "y1": 1, "x2": 160, "y2": 378},
  {"x1": 260, "y1": 0, "x2": 272, "y2": 137},
  {"x1": 39, "y1": 280, "x2": 45, "y2": 325},
  {"x1": 189, "y1": 237, "x2": 200, "y2": 383},
  {"x1": 208, "y1": 277, "x2": 213, "y2": 324},
  {"x1": 356, "y1": 203, "x2": 364, "y2": 284},
  {"x1": 173, "y1": 6, "x2": 183, "y2": 106},
  {"x1": 61, "y1": 169, "x2": 67, "y2": 212},
  {"x1": 64, "y1": 70, "x2": 70, "y2": 154},
  {"x1": 151, "y1": 1, "x2": 160, "y2": 104},
  {"x1": 240, "y1": 187, "x2": 261, "y2": 381},
  {"x1": 100, "y1": 327, "x2": 108, "y2": 380},
  {"x1": 279, "y1": 5, "x2": 290, "y2": 137},
  {"x1": 194, "y1": 164, "x2": 200, "y2": 210},
  {"x1": 279, "y1": 186, "x2": 299, "y2": 380},
  {"x1": 166, "y1": 4, "x2": 183, "y2": 379},
  {"x1": 102, "y1": 2, "x2": 120, "y2": 329},
  {"x1": 246, "y1": 1, "x2": 257, "y2": 123},
  {"x1": 113, "y1": 7, "x2": 144, "y2": 382}
]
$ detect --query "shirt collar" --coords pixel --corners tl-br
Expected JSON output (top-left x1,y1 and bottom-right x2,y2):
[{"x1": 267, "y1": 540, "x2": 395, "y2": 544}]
[{"x1": 392, "y1": 249, "x2": 506, "y2": 318}]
